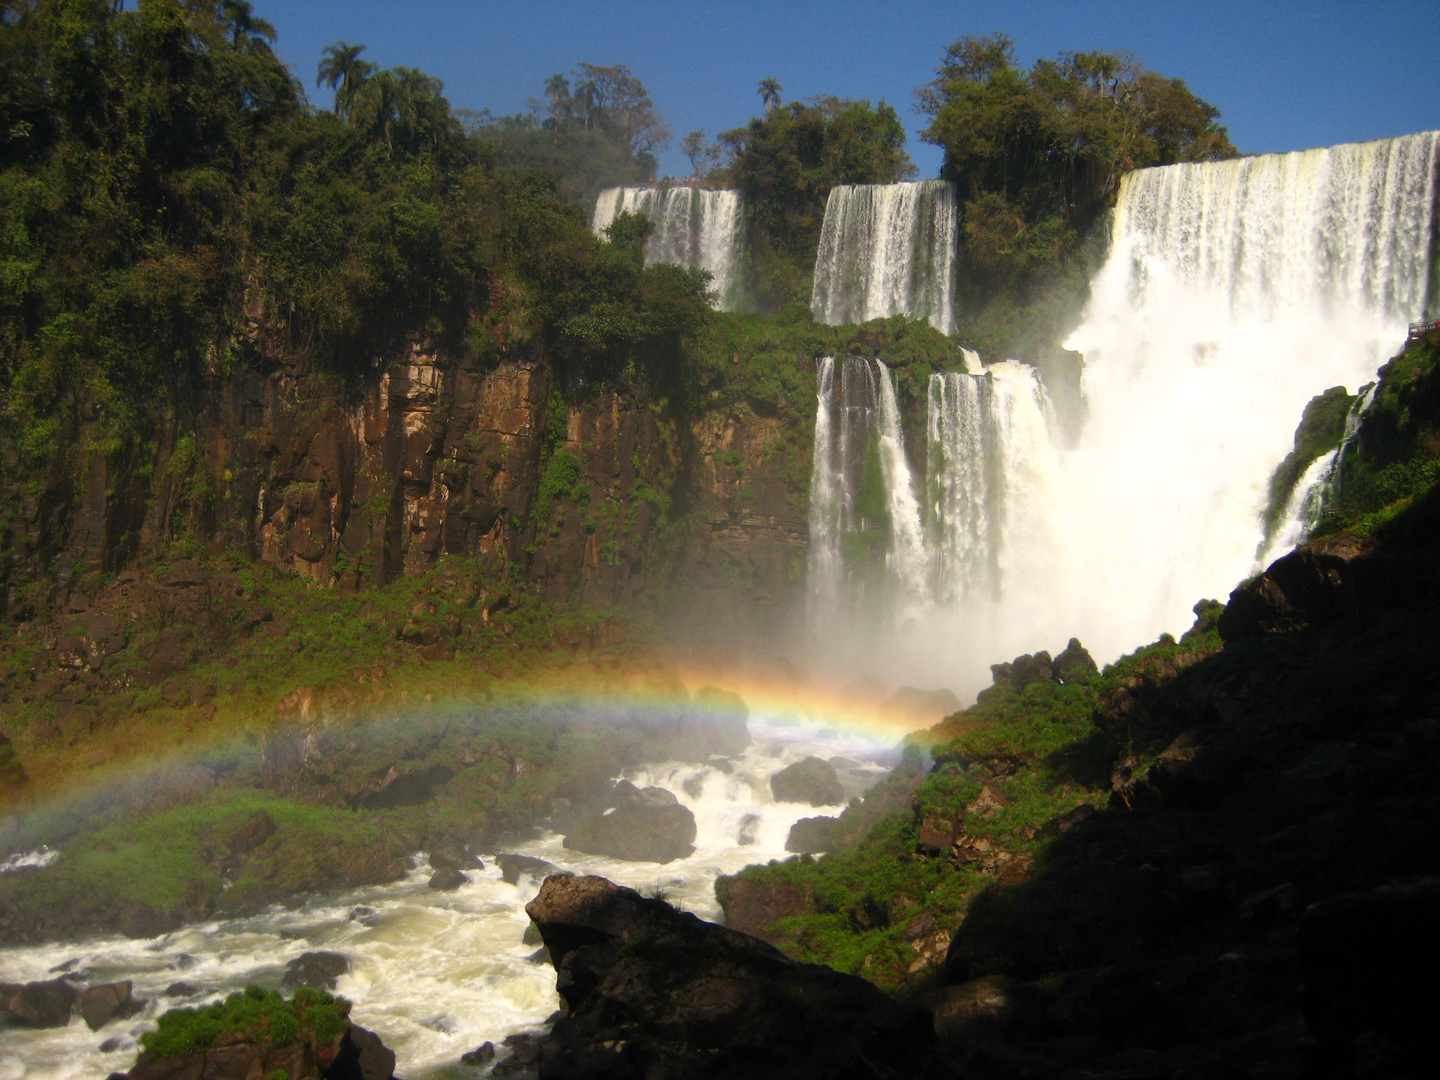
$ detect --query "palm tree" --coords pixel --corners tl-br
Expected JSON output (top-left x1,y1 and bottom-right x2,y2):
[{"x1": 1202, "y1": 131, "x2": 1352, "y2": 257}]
[
  {"x1": 758, "y1": 78, "x2": 782, "y2": 115},
  {"x1": 317, "y1": 42, "x2": 374, "y2": 120}
]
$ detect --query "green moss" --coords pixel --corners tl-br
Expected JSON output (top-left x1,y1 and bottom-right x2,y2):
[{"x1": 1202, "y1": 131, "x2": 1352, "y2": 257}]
[{"x1": 141, "y1": 985, "x2": 350, "y2": 1060}]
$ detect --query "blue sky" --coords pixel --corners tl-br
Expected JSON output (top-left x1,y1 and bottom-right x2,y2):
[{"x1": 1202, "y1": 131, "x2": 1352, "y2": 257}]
[{"x1": 263, "y1": 1, "x2": 1440, "y2": 181}]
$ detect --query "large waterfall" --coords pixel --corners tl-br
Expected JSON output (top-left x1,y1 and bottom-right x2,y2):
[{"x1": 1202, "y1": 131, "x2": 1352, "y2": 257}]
[
  {"x1": 591, "y1": 187, "x2": 745, "y2": 309},
  {"x1": 810, "y1": 181, "x2": 958, "y2": 334},
  {"x1": 808, "y1": 132, "x2": 1440, "y2": 694}
]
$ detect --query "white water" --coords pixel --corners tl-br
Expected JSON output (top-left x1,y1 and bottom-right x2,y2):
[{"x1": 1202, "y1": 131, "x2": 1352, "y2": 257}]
[
  {"x1": 875, "y1": 367, "x2": 928, "y2": 605},
  {"x1": 591, "y1": 186, "x2": 745, "y2": 309},
  {"x1": 809, "y1": 132, "x2": 1439, "y2": 694},
  {"x1": 0, "y1": 716, "x2": 892, "y2": 1080},
  {"x1": 810, "y1": 181, "x2": 958, "y2": 334},
  {"x1": 1256, "y1": 383, "x2": 1380, "y2": 567}
]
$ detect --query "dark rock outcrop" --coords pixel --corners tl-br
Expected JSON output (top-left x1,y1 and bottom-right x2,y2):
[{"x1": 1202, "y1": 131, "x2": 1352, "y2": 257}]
[
  {"x1": 120, "y1": 1023, "x2": 394, "y2": 1080},
  {"x1": 428, "y1": 867, "x2": 468, "y2": 891},
  {"x1": 769, "y1": 756, "x2": 844, "y2": 806},
  {"x1": 77, "y1": 980, "x2": 143, "y2": 1030},
  {"x1": 497, "y1": 854, "x2": 561, "y2": 885},
  {"x1": 3, "y1": 977, "x2": 77, "y2": 1027},
  {"x1": 563, "y1": 786, "x2": 696, "y2": 863},
  {"x1": 1298, "y1": 876, "x2": 1440, "y2": 1074},
  {"x1": 525, "y1": 874, "x2": 934, "y2": 1078},
  {"x1": 715, "y1": 876, "x2": 815, "y2": 940},
  {"x1": 282, "y1": 951, "x2": 351, "y2": 990}
]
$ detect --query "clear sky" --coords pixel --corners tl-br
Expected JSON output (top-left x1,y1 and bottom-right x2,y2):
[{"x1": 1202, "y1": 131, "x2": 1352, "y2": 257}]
[{"x1": 262, "y1": 0, "x2": 1440, "y2": 181}]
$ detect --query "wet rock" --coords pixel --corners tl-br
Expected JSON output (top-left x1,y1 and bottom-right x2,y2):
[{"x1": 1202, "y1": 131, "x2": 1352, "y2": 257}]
[
  {"x1": 494, "y1": 1032, "x2": 540, "y2": 1074},
  {"x1": 525, "y1": 874, "x2": 934, "y2": 1078},
  {"x1": 496, "y1": 854, "x2": 560, "y2": 886},
  {"x1": 563, "y1": 786, "x2": 696, "y2": 863},
  {"x1": 281, "y1": 950, "x2": 350, "y2": 990},
  {"x1": 78, "y1": 981, "x2": 143, "y2": 1031},
  {"x1": 1218, "y1": 535, "x2": 1367, "y2": 640},
  {"x1": 522, "y1": 921, "x2": 543, "y2": 945},
  {"x1": 429, "y1": 837, "x2": 483, "y2": 871},
  {"x1": 461, "y1": 1041, "x2": 496, "y2": 1066},
  {"x1": 769, "y1": 756, "x2": 845, "y2": 806},
  {"x1": 99, "y1": 1034, "x2": 132, "y2": 1053},
  {"x1": 163, "y1": 982, "x2": 199, "y2": 998},
  {"x1": 736, "y1": 812, "x2": 760, "y2": 846},
  {"x1": 4, "y1": 977, "x2": 77, "y2": 1027},
  {"x1": 428, "y1": 867, "x2": 468, "y2": 891},
  {"x1": 785, "y1": 815, "x2": 840, "y2": 853}
]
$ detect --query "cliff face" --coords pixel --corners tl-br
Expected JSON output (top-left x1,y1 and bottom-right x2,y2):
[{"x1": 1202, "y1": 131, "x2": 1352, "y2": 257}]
[{"x1": 3, "y1": 342, "x2": 812, "y2": 645}]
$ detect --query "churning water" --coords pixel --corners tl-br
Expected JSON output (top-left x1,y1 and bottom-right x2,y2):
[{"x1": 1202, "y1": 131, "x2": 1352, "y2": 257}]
[{"x1": 0, "y1": 715, "x2": 893, "y2": 1080}]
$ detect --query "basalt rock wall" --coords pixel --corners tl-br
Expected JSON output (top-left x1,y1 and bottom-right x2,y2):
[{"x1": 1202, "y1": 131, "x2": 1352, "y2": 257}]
[{"x1": 3, "y1": 344, "x2": 810, "y2": 648}]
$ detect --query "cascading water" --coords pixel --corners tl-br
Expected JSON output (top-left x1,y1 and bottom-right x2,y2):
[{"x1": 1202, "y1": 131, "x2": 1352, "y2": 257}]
[
  {"x1": 808, "y1": 131, "x2": 1440, "y2": 693},
  {"x1": 591, "y1": 187, "x2": 745, "y2": 309},
  {"x1": 875, "y1": 369, "x2": 928, "y2": 604},
  {"x1": 1256, "y1": 384, "x2": 1379, "y2": 567},
  {"x1": 810, "y1": 181, "x2": 958, "y2": 335}
]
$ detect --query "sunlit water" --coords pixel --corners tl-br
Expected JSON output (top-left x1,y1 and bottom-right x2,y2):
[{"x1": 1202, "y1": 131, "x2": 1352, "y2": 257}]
[{"x1": 0, "y1": 714, "x2": 895, "y2": 1080}]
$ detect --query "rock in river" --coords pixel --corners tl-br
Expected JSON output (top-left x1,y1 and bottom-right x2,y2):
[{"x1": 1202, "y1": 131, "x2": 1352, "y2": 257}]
[
  {"x1": 563, "y1": 786, "x2": 696, "y2": 863},
  {"x1": 525, "y1": 875, "x2": 934, "y2": 1078}
]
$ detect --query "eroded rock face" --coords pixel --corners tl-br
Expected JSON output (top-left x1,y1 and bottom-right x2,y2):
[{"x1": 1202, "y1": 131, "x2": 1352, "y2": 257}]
[
  {"x1": 525, "y1": 875, "x2": 934, "y2": 1079},
  {"x1": 769, "y1": 756, "x2": 845, "y2": 807},
  {"x1": 562, "y1": 786, "x2": 697, "y2": 863}
]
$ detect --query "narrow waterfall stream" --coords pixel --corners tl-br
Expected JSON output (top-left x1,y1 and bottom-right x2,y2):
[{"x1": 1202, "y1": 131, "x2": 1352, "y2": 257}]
[{"x1": 0, "y1": 714, "x2": 895, "y2": 1080}]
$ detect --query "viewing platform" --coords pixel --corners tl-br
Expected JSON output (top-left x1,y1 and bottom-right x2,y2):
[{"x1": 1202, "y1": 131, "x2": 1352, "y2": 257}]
[{"x1": 1408, "y1": 319, "x2": 1440, "y2": 342}]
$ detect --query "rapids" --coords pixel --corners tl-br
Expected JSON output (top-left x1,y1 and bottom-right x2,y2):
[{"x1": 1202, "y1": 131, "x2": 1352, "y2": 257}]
[{"x1": 0, "y1": 714, "x2": 893, "y2": 1080}]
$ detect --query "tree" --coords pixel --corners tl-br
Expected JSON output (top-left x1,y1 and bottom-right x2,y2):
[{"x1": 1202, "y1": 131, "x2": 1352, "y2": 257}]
[
  {"x1": 680, "y1": 130, "x2": 719, "y2": 177},
  {"x1": 317, "y1": 41, "x2": 373, "y2": 119},
  {"x1": 758, "y1": 77, "x2": 781, "y2": 115}
]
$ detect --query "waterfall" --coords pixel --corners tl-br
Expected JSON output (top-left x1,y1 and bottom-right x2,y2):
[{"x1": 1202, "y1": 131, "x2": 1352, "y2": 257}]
[
  {"x1": 805, "y1": 131, "x2": 1439, "y2": 694},
  {"x1": 1255, "y1": 384, "x2": 1379, "y2": 567},
  {"x1": 591, "y1": 186, "x2": 745, "y2": 308},
  {"x1": 875, "y1": 367, "x2": 928, "y2": 603},
  {"x1": 810, "y1": 180, "x2": 958, "y2": 334}
]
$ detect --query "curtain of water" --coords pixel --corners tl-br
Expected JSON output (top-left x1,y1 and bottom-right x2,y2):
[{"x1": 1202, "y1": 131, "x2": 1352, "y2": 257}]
[
  {"x1": 591, "y1": 187, "x2": 745, "y2": 309},
  {"x1": 810, "y1": 180, "x2": 958, "y2": 334}
]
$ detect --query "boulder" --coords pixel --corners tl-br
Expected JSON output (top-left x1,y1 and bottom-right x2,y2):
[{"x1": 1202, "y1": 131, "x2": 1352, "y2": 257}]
[
  {"x1": 785, "y1": 816, "x2": 840, "y2": 854},
  {"x1": 563, "y1": 786, "x2": 696, "y2": 863},
  {"x1": 4, "y1": 977, "x2": 77, "y2": 1027},
  {"x1": 736, "y1": 813, "x2": 760, "y2": 846},
  {"x1": 359, "y1": 763, "x2": 454, "y2": 810},
  {"x1": 281, "y1": 951, "x2": 350, "y2": 990},
  {"x1": 461, "y1": 1041, "x2": 496, "y2": 1066},
  {"x1": 496, "y1": 853, "x2": 560, "y2": 886},
  {"x1": 717, "y1": 876, "x2": 815, "y2": 939},
  {"x1": 428, "y1": 837, "x2": 483, "y2": 871},
  {"x1": 525, "y1": 875, "x2": 935, "y2": 1078},
  {"x1": 77, "y1": 980, "x2": 143, "y2": 1031},
  {"x1": 428, "y1": 867, "x2": 468, "y2": 891},
  {"x1": 770, "y1": 756, "x2": 845, "y2": 806},
  {"x1": 121, "y1": 1023, "x2": 394, "y2": 1080},
  {"x1": 1218, "y1": 535, "x2": 1368, "y2": 640}
]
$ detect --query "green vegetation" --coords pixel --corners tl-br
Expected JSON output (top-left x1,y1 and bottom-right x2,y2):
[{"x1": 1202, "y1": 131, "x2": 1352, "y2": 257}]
[
  {"x1": 141, "y1": 985, "x2": 350, "y2": 1059},
  {"x1": 716, "y1": 608, "x2": 1226, "y2": 992},
  {"x1": 1261, "y1": 385, "x2": 1355, "y2": 538},
  {"x1": 716, "y1": 97, "x2": 916, "y2": 310},
  {"x1": 1312, "y1": 335, "x2": 1440, "y2": 538},
  {"x1": 917, "y1": 33, "x2": 1236, "y2": 358}
]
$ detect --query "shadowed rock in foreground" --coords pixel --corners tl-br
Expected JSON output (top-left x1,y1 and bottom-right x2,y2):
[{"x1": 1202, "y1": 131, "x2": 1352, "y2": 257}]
[{"x1": 525, "y1": 874, "x2": 934, "y2": 1079}]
